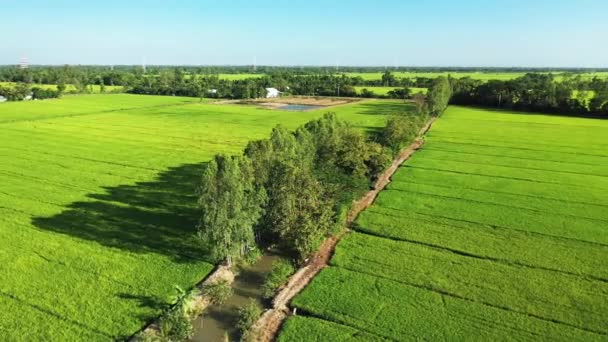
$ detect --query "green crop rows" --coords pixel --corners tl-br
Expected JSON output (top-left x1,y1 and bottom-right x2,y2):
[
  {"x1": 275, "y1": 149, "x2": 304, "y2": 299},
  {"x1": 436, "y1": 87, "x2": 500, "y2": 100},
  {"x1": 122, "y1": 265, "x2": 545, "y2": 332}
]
[
  {"x1": 280, "y1": 106, "x2": 608, "y2": 341},
  {"x1": 0, "y1": 94, "x2": 403, "y2": 340}
]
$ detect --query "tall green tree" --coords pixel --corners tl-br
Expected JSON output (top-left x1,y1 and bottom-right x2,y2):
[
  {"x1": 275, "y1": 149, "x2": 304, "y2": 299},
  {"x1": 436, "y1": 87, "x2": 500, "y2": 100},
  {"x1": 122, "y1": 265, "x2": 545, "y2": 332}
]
[
  {"x1": 426, "y1": 76, "x2": 452, "y2": 115},
  {"x1": 263, "y1": 159, "x2": 334, "y2": 260},
  {"x1": 197, "y1": 155, "x2": 265, "y2": 263}
]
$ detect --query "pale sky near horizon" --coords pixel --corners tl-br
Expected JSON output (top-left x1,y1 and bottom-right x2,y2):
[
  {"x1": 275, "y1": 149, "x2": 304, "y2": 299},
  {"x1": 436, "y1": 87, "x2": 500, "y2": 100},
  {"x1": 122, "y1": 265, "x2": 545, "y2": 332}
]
[{"x1": 1, "y1": 0, "x2": 607, "y2": 67}]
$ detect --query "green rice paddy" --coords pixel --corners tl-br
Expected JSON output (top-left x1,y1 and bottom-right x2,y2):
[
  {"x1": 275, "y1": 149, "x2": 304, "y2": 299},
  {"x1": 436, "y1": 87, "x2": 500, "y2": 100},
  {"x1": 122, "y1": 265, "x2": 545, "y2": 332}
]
[
  {"x1": 0, "y1": 94, "x2": 402, "y2": 341},
  {"x1": 280, "y1": 106, "x2": 608, "y2": 341}
]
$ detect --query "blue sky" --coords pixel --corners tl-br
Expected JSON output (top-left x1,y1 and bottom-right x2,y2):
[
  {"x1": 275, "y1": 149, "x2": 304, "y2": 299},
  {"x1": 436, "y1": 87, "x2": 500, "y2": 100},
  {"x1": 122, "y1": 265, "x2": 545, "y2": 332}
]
[{"x1": 1, "y1": 0, "x2": 607, "y2": 67}]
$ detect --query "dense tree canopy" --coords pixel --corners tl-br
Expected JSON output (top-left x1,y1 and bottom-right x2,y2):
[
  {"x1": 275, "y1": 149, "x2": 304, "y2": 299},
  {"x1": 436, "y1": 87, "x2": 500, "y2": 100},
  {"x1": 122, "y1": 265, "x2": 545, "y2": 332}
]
[
  {"x1": 450, "y1": 73, "x2": 608, "y2": 116},
  {"x1": 197, "y1": 155, "x2": 266, "y2": 263},
  {"x1": 199, "y1": 112, "x2": 429, "y2": 262}
]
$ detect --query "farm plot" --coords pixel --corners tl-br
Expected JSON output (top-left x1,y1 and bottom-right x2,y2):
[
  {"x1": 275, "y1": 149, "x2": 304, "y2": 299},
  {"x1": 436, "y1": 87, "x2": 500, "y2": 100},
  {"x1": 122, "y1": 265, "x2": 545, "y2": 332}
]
[
  {"x1": 0, "y1": 94, "x2": 401, "y2": 341},
  {"x1": 281, "y1": 106, "x2": 608, "y2": 341}
]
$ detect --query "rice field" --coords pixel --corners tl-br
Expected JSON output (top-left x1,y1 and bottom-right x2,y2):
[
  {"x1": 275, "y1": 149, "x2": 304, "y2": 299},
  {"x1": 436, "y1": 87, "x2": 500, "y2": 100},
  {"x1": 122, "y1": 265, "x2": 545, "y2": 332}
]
[
  {"x1": 0, "y1": 94, "x2": 402, "y2": 341},
  {"x1": 280, "y1": 106, "x2": 608, "y2": 341}
]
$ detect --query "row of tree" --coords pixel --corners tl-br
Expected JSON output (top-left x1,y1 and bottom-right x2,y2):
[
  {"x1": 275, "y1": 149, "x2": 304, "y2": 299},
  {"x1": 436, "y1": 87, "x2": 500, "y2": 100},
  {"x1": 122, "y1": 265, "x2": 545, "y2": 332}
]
[
  {"x1": 197, "y1": 110, "x2": 429, "y2": 263},
  {"x1": 0, "y1": 84, "x2": 61, "y2": 101},
  {"x1": 450, "y1": 73, "x2": 608, "y2": 116}
]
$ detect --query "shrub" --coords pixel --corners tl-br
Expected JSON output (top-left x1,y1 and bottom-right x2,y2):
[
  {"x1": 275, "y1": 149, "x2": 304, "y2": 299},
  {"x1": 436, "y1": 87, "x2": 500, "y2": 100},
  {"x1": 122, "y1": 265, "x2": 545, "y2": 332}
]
[
  {"x1": 380, "y1": 115, "x2": 417, "y2": 153},
  {"x1": 262, "y1": 259, "x2": 296, "y2": 299},
  {"x1": 359, "y1": 88, "x2": 375, "y2": 98},
  {"x1": 159, "y1": 307, "x2": 193, "y2": 342},
  {"x1": 32, "y1": 87, "x2": 60, "y2": 100},
  {"x1": 202, "y1": 279, "x2": 233, "y2": 306},
  {"x1": 236, "y1": 299, "x2": 263, "y2": 339},
  {"x1": 158, "y1": 286, "x2": 195, "y2": 341}
]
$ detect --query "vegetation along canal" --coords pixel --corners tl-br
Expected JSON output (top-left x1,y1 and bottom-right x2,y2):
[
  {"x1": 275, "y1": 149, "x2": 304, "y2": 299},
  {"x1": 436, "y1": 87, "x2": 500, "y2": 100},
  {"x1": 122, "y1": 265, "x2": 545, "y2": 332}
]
[{"x1": 191, "y1": 254, "x2": 281, "y2": 341}]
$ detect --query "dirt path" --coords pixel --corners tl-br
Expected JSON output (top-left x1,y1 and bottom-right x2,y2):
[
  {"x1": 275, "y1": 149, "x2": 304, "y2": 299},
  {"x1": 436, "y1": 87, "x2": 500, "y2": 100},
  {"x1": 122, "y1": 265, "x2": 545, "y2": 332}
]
[{"x1": 250, "y1": 117, "x2": 436, "y2": 342}]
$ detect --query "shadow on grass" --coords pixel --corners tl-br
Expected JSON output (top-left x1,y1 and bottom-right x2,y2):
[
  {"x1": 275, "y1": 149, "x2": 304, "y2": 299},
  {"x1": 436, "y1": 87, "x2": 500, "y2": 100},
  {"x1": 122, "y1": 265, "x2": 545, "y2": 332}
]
[
  {"x1": 117, "y1": 293, "x2": 169, "y2": 316},
  {"x1": 32, "y1": 162, "x2": 210, "y2": 263}
]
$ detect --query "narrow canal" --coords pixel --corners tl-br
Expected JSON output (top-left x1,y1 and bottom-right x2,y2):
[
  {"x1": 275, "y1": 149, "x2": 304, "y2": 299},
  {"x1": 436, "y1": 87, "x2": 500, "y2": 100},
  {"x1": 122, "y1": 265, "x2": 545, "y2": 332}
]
[{"x1": 190, "y1": 254, "x2": 280, "y2": 342}]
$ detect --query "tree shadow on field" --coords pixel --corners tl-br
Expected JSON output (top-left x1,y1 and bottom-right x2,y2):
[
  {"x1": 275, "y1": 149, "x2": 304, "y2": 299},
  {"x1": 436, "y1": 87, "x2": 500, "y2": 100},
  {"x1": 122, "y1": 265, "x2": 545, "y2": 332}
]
[{"x1": 32, "y1": 162, "x2": 211, "y2": 263}]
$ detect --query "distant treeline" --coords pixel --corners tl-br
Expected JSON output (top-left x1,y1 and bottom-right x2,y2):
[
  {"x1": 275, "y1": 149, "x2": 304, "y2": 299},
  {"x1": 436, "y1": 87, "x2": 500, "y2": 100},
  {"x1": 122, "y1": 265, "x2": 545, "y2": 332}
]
[
  {"x1": 198, "y1": 110, "x2": 431, "y2": 263},
  {"x1": 2, "y1": 64, "x2": 607, "y2": 79},
  {"x1": 450, "y1": 73, "x2": 608, "y2": 116},
  {"x1": 126, "y1": 72, "x2": 434, "y2": 99},
  {"x1": 0, "y1": 83, "x2": 60, "y2": 101}
]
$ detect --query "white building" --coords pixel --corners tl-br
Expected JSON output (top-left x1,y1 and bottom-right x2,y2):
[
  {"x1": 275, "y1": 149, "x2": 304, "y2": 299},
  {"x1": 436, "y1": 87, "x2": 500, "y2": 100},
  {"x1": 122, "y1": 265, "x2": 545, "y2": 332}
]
[
  {"x1": 265, "y1": 87, "x2": 280, "y2": 98},
  {"x1": 0, "y1": 96, "x2": 7, "y2": 103}
]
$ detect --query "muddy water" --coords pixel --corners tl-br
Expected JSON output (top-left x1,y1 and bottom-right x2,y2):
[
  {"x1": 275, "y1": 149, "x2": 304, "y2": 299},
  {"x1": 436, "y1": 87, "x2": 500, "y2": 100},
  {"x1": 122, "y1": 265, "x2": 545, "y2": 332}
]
[{"x1": 190, "y1": 254, "x2": 280, "y2": 342}]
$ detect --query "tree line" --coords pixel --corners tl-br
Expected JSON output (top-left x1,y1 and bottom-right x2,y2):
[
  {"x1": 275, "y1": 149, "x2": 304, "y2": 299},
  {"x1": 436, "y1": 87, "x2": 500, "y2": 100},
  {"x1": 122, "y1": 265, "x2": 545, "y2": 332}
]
[
  {"x1": 0, "y1": 83, "x2": 61, "y2": 101},
  {"x1": 450, "y1": 73, "x2": 608, "y2": 116},
  {"x1": 197, "y1": 110, "x2": 430, "y2": 263}
]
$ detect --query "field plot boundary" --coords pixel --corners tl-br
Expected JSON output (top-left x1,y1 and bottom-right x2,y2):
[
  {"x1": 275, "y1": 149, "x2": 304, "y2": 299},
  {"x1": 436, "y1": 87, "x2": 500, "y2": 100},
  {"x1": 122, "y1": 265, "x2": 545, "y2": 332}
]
[{"x1": 250, "y1": 117, "x2": 436, "y2": 342}]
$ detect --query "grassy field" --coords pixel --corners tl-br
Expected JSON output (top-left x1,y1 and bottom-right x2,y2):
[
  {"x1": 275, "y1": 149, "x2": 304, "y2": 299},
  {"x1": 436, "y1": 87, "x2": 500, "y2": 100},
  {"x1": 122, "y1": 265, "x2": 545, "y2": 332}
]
[
  {"x1": 0, "y1": 82, "x2": 124, "y2": 94},
  {"x1": 0, "y1": 94, "x2": 404, "y2": 340},
  {"x1": 342, "y1": 71, "x2": 608, "y2": 81},
  {"x1": 353, "y1": 86, "x2": 427, "y2": 96},
  {"x1": 280, "y1": 106, "x2": 608, "y2": 341}
]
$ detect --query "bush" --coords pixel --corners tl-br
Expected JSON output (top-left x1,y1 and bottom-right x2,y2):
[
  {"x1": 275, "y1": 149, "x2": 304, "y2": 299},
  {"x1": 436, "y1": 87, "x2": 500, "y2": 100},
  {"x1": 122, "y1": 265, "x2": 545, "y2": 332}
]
[
  {"x1": 359, "y1": 88, "x2": 375, "y2": 98},
  {"x1": 262, "y1": 259, "x2": 296, "y2": 299},
  {"x1": 236, "y1": 299, "x2": 263, "y2": 339},
  {"x1": 159, "y1": 306, "x2": 193, "y2": 341},
  {"x1": 32, "y1": 87, "x2": 60, "y2": 100},
  {"x1": 158, "y1": 286, "x2": 195, "y2": 341},
  {"x1": 380, "y1": 115, "x2": 417, "y2": 153},
  {"x1": 202, "y1": 279, "x2": 233, "y2": 306}
]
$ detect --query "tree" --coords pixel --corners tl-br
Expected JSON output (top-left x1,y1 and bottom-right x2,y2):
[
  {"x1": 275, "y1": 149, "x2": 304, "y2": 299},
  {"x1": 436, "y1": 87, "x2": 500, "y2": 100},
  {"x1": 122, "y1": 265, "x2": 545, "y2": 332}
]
[
  {"x1": 359, "y1": 88, "x2": 375, "y2": 98},
  {"x1": 412, "y1": 92, "x2": 428, "y2": 115},
  {"x1": 387, "y1": 87, "x2": 411, "y2": 102},
  {"x1": 426, "y1": 76, "x2": 452, "y2": 115},
  {"x1": 98, "y1": 76, "x2": 106, "y2": 93},
  {"x1": 380, "y1": 115, "x2": 418, "y2": 152},
  {"x1": 263, "y1": 160, "x2": 333, "y2": 260},
  {"x1": 382, "y1": 70, "x2": 396, "y2": 87},
  {"x1": 197, "y1": 155, "x2": 265, "y2": 264},
  {"x1": 590, "y1": 91, "x2": 608, "y2": 116}
]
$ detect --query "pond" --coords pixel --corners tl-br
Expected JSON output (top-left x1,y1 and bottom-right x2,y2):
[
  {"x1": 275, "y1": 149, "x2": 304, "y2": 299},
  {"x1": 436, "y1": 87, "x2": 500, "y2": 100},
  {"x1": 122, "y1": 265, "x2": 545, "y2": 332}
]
[
  {"x1": 277, "y1": 104, "x2": 324, "y2": 111},
  {"x1": 190, "y1": 253, "x2": 281, "y2": 342}
]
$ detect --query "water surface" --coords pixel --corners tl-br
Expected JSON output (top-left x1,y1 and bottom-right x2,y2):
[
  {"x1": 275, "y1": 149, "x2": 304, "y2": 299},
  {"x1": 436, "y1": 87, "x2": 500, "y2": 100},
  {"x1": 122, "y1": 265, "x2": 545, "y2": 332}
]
[{"x1": 278, "y1": 104, "x2": 324, "y2": 111}]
